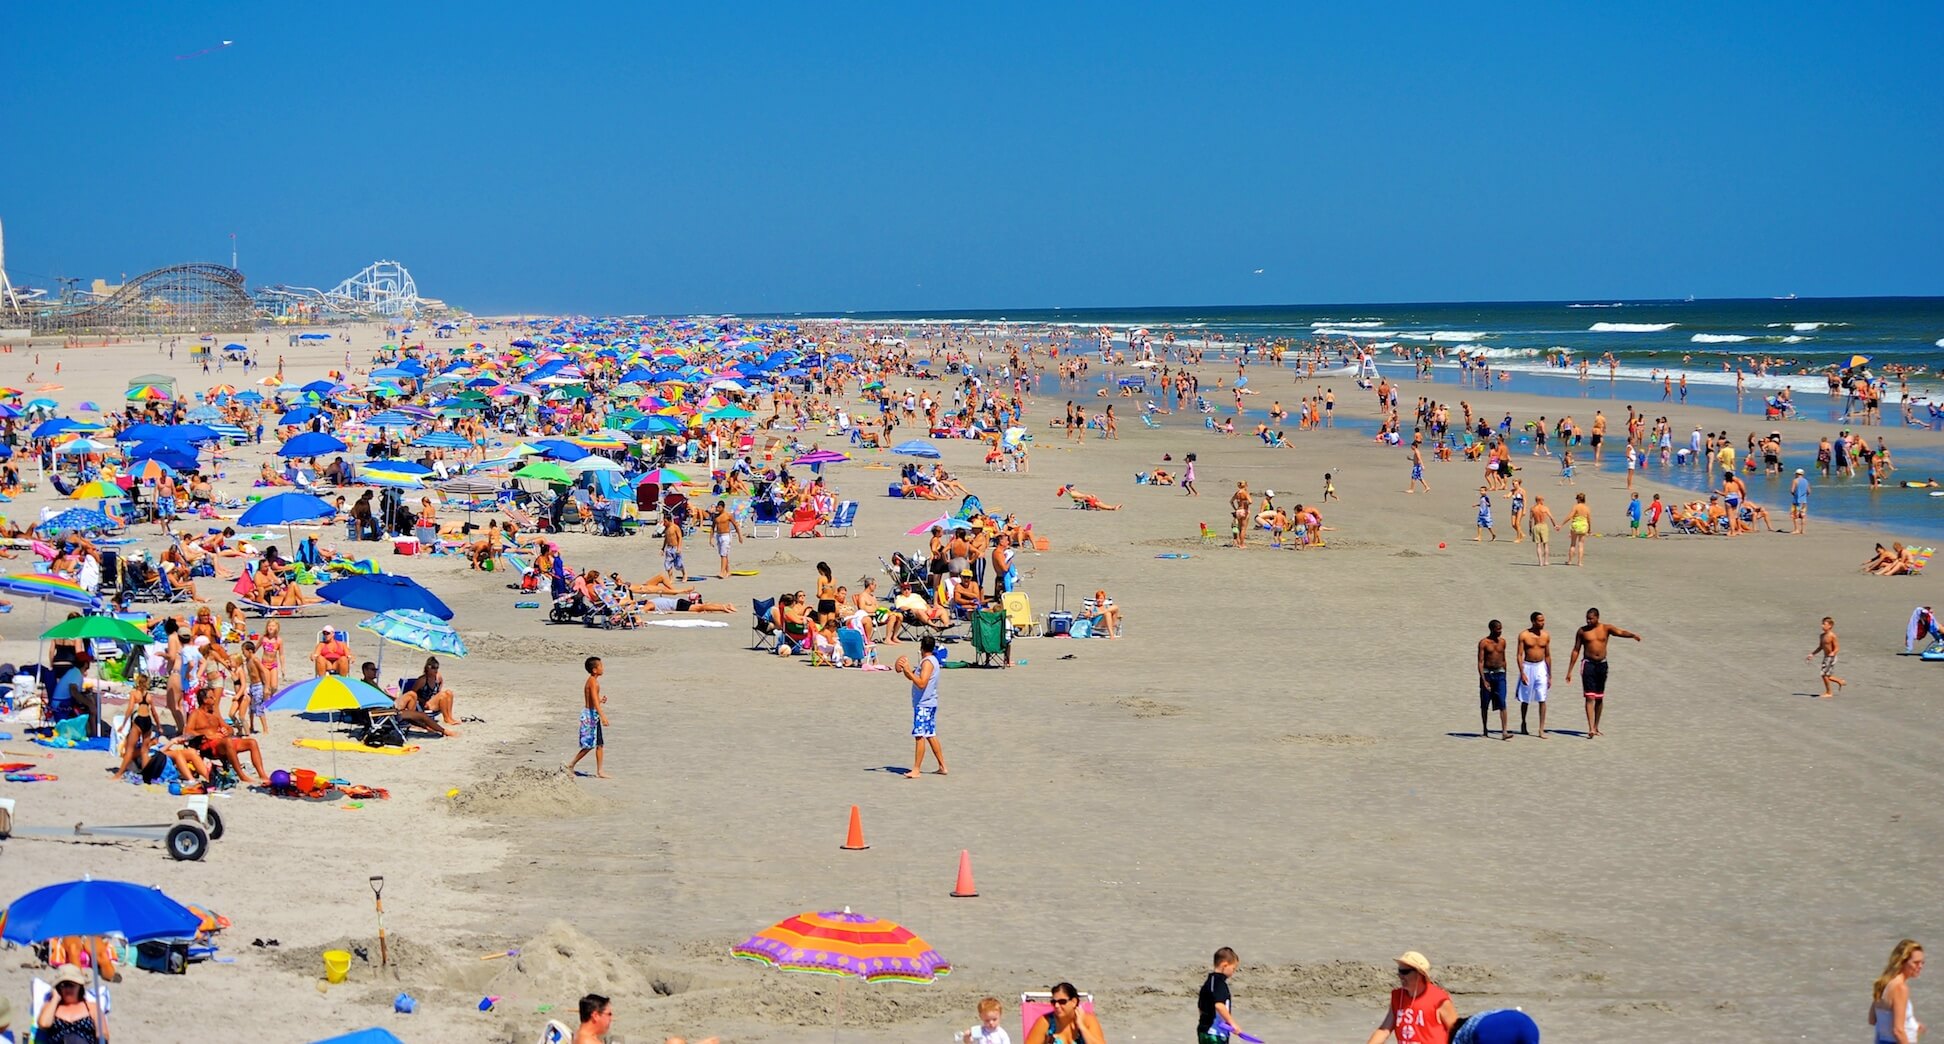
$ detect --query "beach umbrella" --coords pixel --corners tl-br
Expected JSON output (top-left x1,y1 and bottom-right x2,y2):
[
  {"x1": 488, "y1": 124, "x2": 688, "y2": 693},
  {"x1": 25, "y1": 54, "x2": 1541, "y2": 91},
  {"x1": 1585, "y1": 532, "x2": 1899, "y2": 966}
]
[
  {"x1": 637, "y1": 466, "x2": 691, "y2": 485},
  {"x1": 731, "y1": 908, "x2": 951, "y2": 985},
  {"x1": 359, "y1": 609, "x2": 467, "y2": 658},
  {"x1": 356, "y1": 465, "x2": 427, "y2": 489},
  {"x1": 566, "y1": 456, "x2": 623, "y2": 474},
  {"x1": 3, "y1": 876, "x2": 201, "y2": 1039},
  {"x1": 240, "y1": 491, "x2": 339, "y2": 553},
  {"x1": 532, "y1": 438, "x2": 590, "y2": 462},
  {"x1": 41, "y1": 615, "x2": 152, "y2": 643},
  {"x1": 512, "y1": 460, "x2": 572, "y2": 485},
  {"x1": 440, "y1": 474, "x2": 500, "y2": 496},
  {"x1": 365, "y1": 411, "x2": 418, "y2": 431},
  {"x1": 125, "y1": 443, "x2": 200, "y2": 472},
  {"x1": 279, "y1": 406, "x2": 324, "y2": 426},
  {"x1": 56, "y1": 438, "x2": 109, "y2": 456},
  {"x1": 906, "y1": 514, "x2": 956, "y2": 537},
  {"x1": 1849, "y1": 354, "x2": 1872, "y2": 369},
  {"x1": 412, "y1": 431, "x2": 470, "y2": 449},
  {"x1": 37, "y1": 507, "x2": 119, "y2": 534},
  {"x1": 68, "y1": 479, "x2": 122, "y2": 500},
  {"x1": 264, "y1": 675, "x2": 397, "y2": 780},
  {"x1": 278, "y1": 432, "x2": 348, "y2": 458},
  {"x1": 893, "y1": 439, "x2": 942, "y2": 459},
  {"x1": 73, "y1": 400, "x2": 101, "y2": 412},
  {"x1": 704, "y1": 405, "x2": 756, "y2": 420},
  {"x1": 133, "y1": 459, "x2": 180, "y2": 482},
  {"x1": 126, "y1": 385, "x2": 171, "y2": 401},
  {"x1": 26, "y1": 397, "x2": 62, "y2": 412},
  {"x1": 318, "y1": 573, "x2": 454, "y2": 621},
  {"x1": 788, "y1": 449, "x2": 850, "y2": 466}
]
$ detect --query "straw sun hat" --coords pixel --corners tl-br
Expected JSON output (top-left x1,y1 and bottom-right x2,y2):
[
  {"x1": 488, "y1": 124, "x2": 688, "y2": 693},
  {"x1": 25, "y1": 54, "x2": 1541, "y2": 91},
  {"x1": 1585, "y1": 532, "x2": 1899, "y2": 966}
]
[
  {"x1": 1395, "y1": 951, "x2": 1432, "y2": 978},
  {"x1": 52, "y1": 964, "x2": 88, "y2": 987}
]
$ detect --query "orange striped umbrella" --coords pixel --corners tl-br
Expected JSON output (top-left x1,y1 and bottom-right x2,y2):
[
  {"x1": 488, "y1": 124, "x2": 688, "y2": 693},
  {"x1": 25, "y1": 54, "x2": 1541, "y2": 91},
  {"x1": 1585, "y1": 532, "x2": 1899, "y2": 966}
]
[{"x1": 731, "y1": 908, "x2": 950, "y2": 984}]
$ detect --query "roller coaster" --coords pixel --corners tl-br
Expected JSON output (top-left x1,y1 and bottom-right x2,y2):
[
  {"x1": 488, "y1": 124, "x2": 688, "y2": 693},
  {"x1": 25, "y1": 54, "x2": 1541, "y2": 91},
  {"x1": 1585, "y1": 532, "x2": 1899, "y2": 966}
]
[
  {"x1": 24, "y1": 262, "x2": 255, "y2": 334},
  {"x1": 254, "y1": 259, "x2": 423, "y2": 322}
]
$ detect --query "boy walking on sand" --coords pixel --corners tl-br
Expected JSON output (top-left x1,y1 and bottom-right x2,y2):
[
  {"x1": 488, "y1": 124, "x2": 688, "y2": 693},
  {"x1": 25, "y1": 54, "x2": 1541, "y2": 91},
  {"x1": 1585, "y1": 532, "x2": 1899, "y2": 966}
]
[
  {"x1": 1198, "y1": 947, "x2": 1248, "y2": 1043},
  {"x1": 1806, "y1": 616, "x2": 1847, "y2": 697},
  {"x1": 568, "y1": 656, "x2": 611, "y2": 777}
]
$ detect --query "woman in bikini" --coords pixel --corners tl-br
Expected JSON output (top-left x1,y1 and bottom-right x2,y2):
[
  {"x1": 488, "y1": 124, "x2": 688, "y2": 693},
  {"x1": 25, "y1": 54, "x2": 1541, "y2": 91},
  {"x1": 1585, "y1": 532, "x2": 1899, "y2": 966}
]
[
  {"x1": 1565, "y1": 492, "x2": 1593, "y2": 567},
  {"x1": 259, "y1": 619, "x2": 285, "y2": 694},
  {"x1": 1023, "y1": 982, "x2": 1103, "y2": 1043}
]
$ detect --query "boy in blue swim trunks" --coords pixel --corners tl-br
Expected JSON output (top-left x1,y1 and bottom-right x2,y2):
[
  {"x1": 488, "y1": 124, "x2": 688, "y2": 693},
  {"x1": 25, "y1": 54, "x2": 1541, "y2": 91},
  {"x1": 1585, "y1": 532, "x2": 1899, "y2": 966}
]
[{"x1": 568, "y1": 656, "x2": 611, "y2": 779}]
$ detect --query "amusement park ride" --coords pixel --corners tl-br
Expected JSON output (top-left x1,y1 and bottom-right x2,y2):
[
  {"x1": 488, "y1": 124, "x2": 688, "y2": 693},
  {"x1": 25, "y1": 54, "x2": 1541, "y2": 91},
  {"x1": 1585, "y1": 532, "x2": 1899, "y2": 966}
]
[{"x1": 0, "y1": 218, "x2": 448, "y2": 334}]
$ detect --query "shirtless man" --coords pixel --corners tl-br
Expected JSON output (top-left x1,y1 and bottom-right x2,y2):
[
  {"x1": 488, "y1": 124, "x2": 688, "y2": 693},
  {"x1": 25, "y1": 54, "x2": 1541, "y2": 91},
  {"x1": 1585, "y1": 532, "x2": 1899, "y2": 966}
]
[
  {"x1": 1477, "y1": 619, "x2": 1510, "y2": 740},
  {"x1": 1565, "y1": 608, "x2": 1641, "y2": 738},
  {"x1": 660, "y1": 511, "x2": 686, "y2": 580},
  {"x1": 1515, "y1": 611, "x2": 1552, "y2": 738},
  {"x1": 708, "y1": 500, "x2": 743, "y2": 578},
  {"x1": 1589, "y1": 410, "x2": 1607, "y2": 463},
  {"x1": 1528, "y1": 495, "x2": 1557, "y2": 567},
  {"x1": 1404, "y1": 439, "x2": 1430, "y2": 493},
  {"x1": 1805, "y1": 615, "x2": 1847, "y2": 697}
]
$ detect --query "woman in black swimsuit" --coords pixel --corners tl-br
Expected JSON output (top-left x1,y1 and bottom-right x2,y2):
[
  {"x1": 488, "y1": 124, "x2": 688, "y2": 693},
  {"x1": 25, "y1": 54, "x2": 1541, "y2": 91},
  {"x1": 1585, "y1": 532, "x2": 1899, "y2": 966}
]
[
  {"x1": 108, "y1": 675, "x2": 158, "y2": 777},
  {"x1": 37, "y1": 965, "x2": 103, "y2": 1043}
]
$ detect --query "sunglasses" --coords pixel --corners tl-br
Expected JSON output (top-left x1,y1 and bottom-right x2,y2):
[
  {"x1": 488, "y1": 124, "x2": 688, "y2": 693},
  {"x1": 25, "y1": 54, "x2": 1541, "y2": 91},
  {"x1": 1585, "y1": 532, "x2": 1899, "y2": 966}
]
[
  {"x1": 1396, "y1": 968, "x2": 1416, "y2": 979},
  {"x1": 1051, "y1": 996, "x2": 1074, "y2": 1005}
]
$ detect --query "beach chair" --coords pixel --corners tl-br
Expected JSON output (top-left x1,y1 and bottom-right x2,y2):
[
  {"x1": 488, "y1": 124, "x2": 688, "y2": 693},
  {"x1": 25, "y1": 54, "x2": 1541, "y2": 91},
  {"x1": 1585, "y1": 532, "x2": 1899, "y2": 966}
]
[
  {"x1": 750, "y1": 498, "x2": 783, "y2": 538},
  {"x1": 1001, "y1": 591, "x2": 1039, "y2": 636},
  {"x1": 1141, "y1": 413, "x2": 1161, "y2": 429},
  {"x1": 837, "y1": 626, "x2": 872, "y2": 667},
  {"x1": 789, "y1": 505, "x2": 823, "y2": 538},
  {"x1": 827, "y1": 500, "x2": 858, "y2": 537},
  {"x1": 1021, "y1": 993, "x2": 1095, "y2": 1042},
  {"x1": 970, "y1": 609, "x2": 1010, "y2": 666},
  {"x1": 751, "y1": 597, "x2": 778, "y2": 651},
  {"x1": 237, "y1": 598, "x2": 321, "y2": 619}
]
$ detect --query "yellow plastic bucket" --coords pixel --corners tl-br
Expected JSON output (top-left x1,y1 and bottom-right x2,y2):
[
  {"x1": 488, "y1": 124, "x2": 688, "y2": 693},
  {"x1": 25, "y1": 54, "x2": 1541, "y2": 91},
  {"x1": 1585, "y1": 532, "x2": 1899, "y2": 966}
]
[{"x1": 322, "y1": 950, "x2": 352, "y2": 983}]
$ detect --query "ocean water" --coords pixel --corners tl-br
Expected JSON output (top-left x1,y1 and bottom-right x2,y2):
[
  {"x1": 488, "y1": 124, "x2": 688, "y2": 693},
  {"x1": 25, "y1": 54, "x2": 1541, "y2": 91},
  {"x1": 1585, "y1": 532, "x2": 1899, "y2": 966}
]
[
  {"x1": 799, "y1": 297, "x2": 1944, "y2": 540},
  {"x1": 815, "y1": 297, "x2": 1944, "y2": 395}
]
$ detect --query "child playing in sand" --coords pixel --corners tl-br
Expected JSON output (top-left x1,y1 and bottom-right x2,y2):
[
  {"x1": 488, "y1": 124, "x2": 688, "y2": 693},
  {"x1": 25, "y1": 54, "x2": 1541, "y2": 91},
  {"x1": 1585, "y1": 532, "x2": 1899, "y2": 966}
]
[
  {"x1": 1323, "y1": 471, "x2": 1339, "y2": 501},
  {"x1": 568, "y1": 656, "x2": 611, "y2": 778},
  {"x1": 958, "y1": 997, "x2": 1011, "y2": 1044}
]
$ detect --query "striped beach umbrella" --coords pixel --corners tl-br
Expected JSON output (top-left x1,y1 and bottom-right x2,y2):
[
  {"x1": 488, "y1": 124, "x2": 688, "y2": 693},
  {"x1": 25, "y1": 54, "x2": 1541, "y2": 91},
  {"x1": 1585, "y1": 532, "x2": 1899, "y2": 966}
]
[
  {"x1": 37, "y1": 507, "x2": 120, "y2": 534},
  {"x1": 358, "y1": 609, "x2": 468, "y2": 658},
  {"x1": 732, "y1": 908, "x2": 951, "y2": 985},
  {"x1": 0, "y1": 573, "x2": 99, "y2": 609}
]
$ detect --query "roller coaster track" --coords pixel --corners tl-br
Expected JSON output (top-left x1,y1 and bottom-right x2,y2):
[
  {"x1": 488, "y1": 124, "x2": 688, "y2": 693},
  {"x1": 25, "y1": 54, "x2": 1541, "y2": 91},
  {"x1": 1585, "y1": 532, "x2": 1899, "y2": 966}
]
[{"x1": 28, "y1": 262, "x2": 253, "y2": 334}]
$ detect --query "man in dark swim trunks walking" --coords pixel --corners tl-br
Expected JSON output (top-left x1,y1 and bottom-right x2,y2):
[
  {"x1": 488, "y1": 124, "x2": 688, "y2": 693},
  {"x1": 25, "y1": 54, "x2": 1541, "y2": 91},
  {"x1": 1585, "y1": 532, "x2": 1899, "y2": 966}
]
[
  {"x1": 1565, "y1": 608, "x2": 1641, "y2": 739},
  {"x1": 1477, "y1": 619, "x2": 1510, "y2": 740}
]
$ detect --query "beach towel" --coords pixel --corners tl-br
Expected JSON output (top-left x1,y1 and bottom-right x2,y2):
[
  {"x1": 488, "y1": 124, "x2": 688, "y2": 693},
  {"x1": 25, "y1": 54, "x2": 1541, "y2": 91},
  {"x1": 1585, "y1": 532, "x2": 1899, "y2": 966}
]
[
  {"x1": 292, "y1": 738, "x2": 422, "y2": 755},
  {"x1": 1517, "y1": 661, "x2": 1549, "y2": 703},
  {"x1": 646, "y1": 619, "x2": 729, "y2": 628}
]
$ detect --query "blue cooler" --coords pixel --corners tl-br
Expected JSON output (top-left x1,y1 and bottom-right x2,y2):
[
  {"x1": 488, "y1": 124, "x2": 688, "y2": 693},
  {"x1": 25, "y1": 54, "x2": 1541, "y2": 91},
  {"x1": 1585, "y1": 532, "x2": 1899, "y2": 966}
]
[{"x1": 1046, "y1": 611, "x2": 1074, "y2": 637}]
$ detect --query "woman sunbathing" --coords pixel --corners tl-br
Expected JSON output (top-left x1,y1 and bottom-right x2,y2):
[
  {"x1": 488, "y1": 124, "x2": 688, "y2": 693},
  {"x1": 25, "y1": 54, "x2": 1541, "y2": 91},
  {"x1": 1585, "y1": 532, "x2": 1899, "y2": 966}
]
[
  {"x1": 408, "y1": 656, "x2": 461, "y2": 726},
  {"x1": 1057, "y1": 485, "x2": 1121, "y2": 510},
  {"x1": 1869, "y1": 541, "x2": 1924, "y2": 576}
]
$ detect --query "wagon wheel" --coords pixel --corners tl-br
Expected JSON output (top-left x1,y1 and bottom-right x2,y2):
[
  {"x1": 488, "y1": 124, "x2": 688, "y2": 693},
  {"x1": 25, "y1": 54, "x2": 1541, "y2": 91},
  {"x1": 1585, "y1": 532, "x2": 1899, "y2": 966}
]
[{"x1": 165, "y1": 823, "x2": 209, "y2": 861}]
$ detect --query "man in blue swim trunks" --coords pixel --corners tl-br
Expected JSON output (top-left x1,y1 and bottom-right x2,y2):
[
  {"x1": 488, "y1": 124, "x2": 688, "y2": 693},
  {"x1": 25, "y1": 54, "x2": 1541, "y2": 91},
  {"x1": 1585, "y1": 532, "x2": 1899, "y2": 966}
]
[{"x1": 1477, "y1": 619, "x2": 1510, "y2": 740}]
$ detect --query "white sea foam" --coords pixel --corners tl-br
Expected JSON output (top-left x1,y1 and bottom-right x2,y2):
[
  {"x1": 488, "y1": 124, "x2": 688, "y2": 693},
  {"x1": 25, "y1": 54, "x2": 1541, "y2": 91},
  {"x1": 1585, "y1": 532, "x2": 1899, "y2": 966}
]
[
  {"x1": 1310, "y1": 320, "x2": 1385, "y2": 329},
  {"x1": 1691, "y1": 334, "x2": 1753, "y2": 343},
  {"x1": 1314, "y1": 328, "x2": 1398, "y2": 339},
  {"x1": 1473, "y1": 346, "x2": 1543, "y2": 358},
  {"x1": 1780, "y1": 335, "x2": 1809, "y2": 344},
  {"x1": 1568, "y1": 303, "x2": 1624, "y2": 308},
  {"x1": 1765, "y1": 322, "x2": 1840, "y2": 331},
  {"x1": 1589, "y1": 322, "x2": 1678, "y2": 332},
  {"x1": 1430, "y1": 330, "x2": 1489, "y2": 342},
  {"x1": 1937, "y1": 338, "x2": 1944, "y2": 348}
]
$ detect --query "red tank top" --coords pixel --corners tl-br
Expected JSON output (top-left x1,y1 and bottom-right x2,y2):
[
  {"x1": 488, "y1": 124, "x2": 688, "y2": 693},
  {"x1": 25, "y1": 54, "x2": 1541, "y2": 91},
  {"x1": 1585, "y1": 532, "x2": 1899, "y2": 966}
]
[{"x1": 1387, "y1": 983, "x2": 1451, "y2": 1044}]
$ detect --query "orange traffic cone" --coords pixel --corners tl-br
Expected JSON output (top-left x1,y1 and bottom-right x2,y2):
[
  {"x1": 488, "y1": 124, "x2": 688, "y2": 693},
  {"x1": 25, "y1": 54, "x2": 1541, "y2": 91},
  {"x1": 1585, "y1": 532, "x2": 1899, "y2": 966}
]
[
  {"x1": 950, "y1": 849, "x2": 979, "y2": 897},
  {"x1": 841, "y1": 805, "x2": 869, "y2": 850}
]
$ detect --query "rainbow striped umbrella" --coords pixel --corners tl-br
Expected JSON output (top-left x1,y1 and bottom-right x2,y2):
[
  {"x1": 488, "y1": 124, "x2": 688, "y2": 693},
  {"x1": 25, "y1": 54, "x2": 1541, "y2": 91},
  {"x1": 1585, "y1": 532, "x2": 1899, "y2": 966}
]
[
  {"x1": 126, "y1": 385, "x2": 171, "y2": 401},
  {"x1": 731, "y1": 908, "x2": 950, "y2": 984},
  {"x1": 0, "y1": 572, "x2": 99, "y2": 609}
]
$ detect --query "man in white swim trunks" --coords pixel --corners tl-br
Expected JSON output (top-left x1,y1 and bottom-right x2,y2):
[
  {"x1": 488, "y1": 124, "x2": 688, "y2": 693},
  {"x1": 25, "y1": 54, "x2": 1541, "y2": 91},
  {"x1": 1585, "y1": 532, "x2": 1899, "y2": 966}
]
[
  {"x1": 709, "y1": 500, "x2": 743, "y2": 579},
  {"x1": 1516, "y1": 611, "x2": 1552, "y2": 738}
]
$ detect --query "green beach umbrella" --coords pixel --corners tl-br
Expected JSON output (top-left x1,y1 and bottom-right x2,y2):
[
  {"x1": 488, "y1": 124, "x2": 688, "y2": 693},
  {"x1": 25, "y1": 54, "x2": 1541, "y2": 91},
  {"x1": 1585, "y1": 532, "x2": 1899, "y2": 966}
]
[
  {"x1": 41, "y1": 615, "x2": 152, "y2": 643},
  {"x1": 705, "y1": 405, "x2": 756, "y2": 420},
  {"x1": 512, "y1": 460, "x2": 572, "y2": 484}
]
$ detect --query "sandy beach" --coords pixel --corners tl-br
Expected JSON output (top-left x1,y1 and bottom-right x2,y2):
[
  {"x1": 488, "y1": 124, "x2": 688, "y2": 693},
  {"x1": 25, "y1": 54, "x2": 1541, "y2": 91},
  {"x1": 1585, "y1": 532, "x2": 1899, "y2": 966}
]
[{"x1": 1, "y1": 324, "x2": 1939, "y2": 1044}]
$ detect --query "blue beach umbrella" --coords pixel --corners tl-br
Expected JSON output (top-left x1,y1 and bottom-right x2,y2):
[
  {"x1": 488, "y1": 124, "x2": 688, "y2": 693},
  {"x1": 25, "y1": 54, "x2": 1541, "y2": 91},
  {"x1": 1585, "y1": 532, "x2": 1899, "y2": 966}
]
[
  {"x1": 36, "y1": 507, "x2": 120, "y2": 534},
  {"x1": 239, "y1": 491, "x2": 337, "y2": 527},
  {"x1": 318, "y1": 573, "x2": 454, "y2": 621},
  {"x1": 893, "y1": 439, "x2": 942, "y2": 459},
  {"x1": 279, "y1": 406, "x2": 324, "y2": 426},
  {"x1": 412, "y1": 431, "x2": 470, "y2": 449},
  {"x1": 4, "y1": 875, "x2": 202, "y2": 1039},
  {"x1": 359, "y1": 608, "x2": 468, "y2": 657},
  {"x1": 278, "y1": 432, "x2": 348, "y2": 458},
  {"x1": 310, "y1": 1030, "x2": 407, "y2": 1044}
]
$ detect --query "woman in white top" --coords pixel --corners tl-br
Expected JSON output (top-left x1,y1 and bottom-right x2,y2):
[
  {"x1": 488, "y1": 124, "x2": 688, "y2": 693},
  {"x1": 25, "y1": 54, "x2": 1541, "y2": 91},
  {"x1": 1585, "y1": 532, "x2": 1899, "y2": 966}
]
[{"x1": 1871, "y1": 939, "x2": 1925, "y2": 1044}]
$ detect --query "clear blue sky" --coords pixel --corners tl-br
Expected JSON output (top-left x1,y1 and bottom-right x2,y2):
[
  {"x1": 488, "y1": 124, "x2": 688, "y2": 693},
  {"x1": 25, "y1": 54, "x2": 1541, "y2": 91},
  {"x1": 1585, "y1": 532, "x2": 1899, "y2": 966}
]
[{"x1": 8, "y1": 3, "x2": 1941, "y2": 315}]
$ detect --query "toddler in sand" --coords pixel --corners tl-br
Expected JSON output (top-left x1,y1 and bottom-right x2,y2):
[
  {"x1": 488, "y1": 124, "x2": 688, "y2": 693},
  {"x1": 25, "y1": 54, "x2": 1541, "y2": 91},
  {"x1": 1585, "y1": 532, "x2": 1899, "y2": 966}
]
[{"x1": 958, "y1": 996, "x2": 1011, "y2": 1044}]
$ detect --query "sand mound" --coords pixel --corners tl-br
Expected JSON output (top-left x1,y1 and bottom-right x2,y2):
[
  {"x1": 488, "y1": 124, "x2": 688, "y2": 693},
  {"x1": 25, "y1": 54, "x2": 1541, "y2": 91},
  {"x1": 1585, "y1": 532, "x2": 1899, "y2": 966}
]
[
  {"x1": 1278, "y1": 732, "x2": 1377, "y2": 747},
  {"x1": 481, "y1": 920, "x2": 658, "y2": 1000},
  {"x1": 448, "y1": 766, "x2": 599, "y2": 818},
  {"x1": 279, "y1": 932, "x2": 459, "y2": 988},
  {"x1": 1065, "y1": 542, "x2": 1108, "y2": 555},
  {"x1": 760, "y1": 551, "x2": 806, "y2": 566},
  {"x1": 1116, "y1": 696, "x2": 1185, "y2": 718}
]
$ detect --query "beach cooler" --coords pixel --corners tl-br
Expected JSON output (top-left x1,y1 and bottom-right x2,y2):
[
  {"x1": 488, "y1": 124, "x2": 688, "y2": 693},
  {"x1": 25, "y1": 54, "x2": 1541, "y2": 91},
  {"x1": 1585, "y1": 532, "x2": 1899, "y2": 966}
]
[
  {"x1": 391, "y1": 536, "x2": 419, "y2": 556},
  {"x1": 1045, "y1": 583, "x2": 1074, "y2": 637}
]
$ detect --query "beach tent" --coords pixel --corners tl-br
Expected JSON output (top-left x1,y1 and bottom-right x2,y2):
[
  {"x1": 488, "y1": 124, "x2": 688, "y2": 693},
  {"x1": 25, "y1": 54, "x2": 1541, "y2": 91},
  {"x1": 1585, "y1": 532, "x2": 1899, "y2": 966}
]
[
  {"x1": 126, "y1": 373, "x2": 178, "y2": 396},
  {"x1": 309, "y1": 1029, "x2": 406, "y2": 1044}
]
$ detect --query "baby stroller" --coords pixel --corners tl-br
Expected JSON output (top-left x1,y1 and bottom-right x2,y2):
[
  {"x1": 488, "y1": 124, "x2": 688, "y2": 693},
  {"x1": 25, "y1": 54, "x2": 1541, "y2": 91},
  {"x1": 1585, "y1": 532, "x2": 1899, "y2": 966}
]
[{"x1": 549, "y1": 591, "x2": 591, "y2": 625}]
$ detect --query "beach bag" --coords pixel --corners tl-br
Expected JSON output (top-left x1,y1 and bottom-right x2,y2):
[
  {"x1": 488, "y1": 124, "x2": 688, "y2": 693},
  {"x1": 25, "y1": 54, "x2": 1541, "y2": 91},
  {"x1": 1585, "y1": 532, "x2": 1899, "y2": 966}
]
[
  {"x1": 135, "y1": 939, "x2": 188, "y2": 975},
  {"x1": 140, "y1": 750, "x2": 167, "y2": 783},
  {"x1": 1069, "y1": 618, "x2": 1094, "y2": 639}
]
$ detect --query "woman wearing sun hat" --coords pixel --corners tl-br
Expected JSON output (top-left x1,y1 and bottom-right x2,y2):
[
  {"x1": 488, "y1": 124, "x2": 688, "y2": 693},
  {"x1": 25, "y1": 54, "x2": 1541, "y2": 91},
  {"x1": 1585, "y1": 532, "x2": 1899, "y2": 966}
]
[
  {"x1": 36, "y1": 964, "x2": 103, "y2": 1042},
  {"x1": 1366, "y1": 950, "x2": 1456, "y2": 1044}
]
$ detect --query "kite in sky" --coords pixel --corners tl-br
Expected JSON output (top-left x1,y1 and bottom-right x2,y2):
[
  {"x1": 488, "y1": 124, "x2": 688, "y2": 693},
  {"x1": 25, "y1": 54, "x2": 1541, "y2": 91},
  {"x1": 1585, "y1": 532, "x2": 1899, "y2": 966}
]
[{"x1": 175, "y1": 40, "x2": 234, "y2": 60}]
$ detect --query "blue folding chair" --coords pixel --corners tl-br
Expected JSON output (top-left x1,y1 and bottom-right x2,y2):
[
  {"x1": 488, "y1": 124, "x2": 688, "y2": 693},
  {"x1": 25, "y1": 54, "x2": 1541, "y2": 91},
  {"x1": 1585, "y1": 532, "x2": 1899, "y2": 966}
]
[{"x1": 827, "y1": 500, "x2": 858, "y2": 537}]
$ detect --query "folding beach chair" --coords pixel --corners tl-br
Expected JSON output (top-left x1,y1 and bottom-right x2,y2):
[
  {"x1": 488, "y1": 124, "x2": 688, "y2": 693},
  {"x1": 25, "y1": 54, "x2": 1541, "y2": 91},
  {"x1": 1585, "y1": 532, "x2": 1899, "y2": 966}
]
[
  {"x1": 827, "y1": 500, "x2": 859, "y2": 537},
  {"x1": 970, "y1": 608, "x2": 1010, "y2": 666},
  {"x1": 1001, "y1": 591, "x2": 1039, "y2": 636},
  {"x1": 750, "y1": 597, "x2": 778, "y2": 651},
  {"x1": 750, "y1": 498, "x2": 782, "y2": 538},
  {"x1": 1141, "y1": 413, "x2": 1161, "y2": 429},
  {"x1": 837, "y1": 626, "x2": 873, "y2": 667}
]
